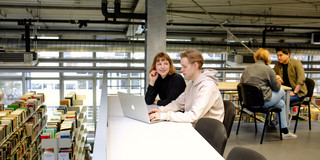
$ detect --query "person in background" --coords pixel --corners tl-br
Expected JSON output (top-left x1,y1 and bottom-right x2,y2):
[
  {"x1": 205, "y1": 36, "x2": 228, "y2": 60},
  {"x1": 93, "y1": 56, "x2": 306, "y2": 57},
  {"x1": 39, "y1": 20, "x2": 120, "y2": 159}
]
[
  {"x1": 273, "y1": 48, "x2": 307, "y2": 103},
  {"x1": 145, "y1": 52, "x2": 186, "y2": 106},
  {"x1": 148, "y1": 49, "x2": 224, "y2": 126},
  {"x1": 240, "y1": 48, "x2": 297, "y2": 139}
]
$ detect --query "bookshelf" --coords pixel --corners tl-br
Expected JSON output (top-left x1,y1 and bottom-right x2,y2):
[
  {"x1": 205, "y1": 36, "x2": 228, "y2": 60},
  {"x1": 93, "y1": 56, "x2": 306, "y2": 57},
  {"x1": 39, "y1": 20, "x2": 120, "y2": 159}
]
[
  {"x1": 0, "y1": 91, "x2": 46, "y2": 160},
  {"x1": 40, "y1": 92, "x2": 88, "y2": 160}
]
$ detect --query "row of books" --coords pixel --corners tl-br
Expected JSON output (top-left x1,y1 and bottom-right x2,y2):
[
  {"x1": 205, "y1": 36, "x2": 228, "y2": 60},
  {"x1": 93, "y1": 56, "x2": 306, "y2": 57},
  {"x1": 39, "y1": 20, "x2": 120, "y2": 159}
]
[
  {"x1": 41, "y1": 111, "x2": 77, "y2": 160},
  {"x1": 0, "y1": 91, "x2": 46, "y2": 160},
  {"x1": 60, "y1": 92, "x2": 84, "y2": 108}
]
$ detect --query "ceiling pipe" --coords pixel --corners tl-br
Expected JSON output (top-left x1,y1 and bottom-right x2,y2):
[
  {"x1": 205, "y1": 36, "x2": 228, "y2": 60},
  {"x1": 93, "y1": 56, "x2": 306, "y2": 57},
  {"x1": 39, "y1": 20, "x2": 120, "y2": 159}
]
[
  {"x1": 1, "y1": 4, "x2": 320, "y2": 20},
  {"x1": 1, "y1": 18, "x2": 319, "y2": 30},
  {"x1": 100, "y1": 0, "x2": 146, "y2": 21}
]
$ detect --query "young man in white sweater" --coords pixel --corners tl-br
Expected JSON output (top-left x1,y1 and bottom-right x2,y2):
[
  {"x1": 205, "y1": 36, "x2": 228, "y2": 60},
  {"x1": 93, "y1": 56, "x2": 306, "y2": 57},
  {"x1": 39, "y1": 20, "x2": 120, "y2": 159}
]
[{"x1": 148, "y1": 49, "x2": 224, "y2": 126}]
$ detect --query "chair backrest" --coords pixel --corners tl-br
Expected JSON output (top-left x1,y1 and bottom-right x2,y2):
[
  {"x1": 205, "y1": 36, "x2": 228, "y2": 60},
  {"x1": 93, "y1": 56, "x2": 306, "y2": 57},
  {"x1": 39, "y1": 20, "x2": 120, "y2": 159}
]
[
  {"x1": 195, "y1": 118, "x2": 227, "y2": 156},
  {"x1": 305, "y1": 78, "x2": 315, "y2": 100},
  {"x1": 223, "y1": 100, "x2": 235, "y2": 138},
  {"x1": 237, "y1": 83, "x2": 265, "y2": 108},
  {"x1": 226, "y1": 146, "x2": 267, "y2": 160}
]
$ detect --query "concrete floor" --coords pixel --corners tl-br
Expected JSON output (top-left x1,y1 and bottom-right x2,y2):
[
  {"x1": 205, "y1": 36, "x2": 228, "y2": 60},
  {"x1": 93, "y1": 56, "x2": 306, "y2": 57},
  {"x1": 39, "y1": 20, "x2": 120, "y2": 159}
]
[{"x1": 223, "y1": 121, "x2": 320, "y2": 159}]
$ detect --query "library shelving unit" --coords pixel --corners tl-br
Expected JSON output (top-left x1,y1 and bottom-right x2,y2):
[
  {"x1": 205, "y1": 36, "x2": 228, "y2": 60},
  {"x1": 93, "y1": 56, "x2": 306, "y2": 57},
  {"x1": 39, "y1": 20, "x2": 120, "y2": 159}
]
[
  {"x1": 41, "y1": 93, "x2": 88, "y2": 160},
  {"x1": 0, "y1": 92, "x2": 47, "y2": 160},
  {"x1": 73, "y1": 106, "x2": 87, "y2": 160}
]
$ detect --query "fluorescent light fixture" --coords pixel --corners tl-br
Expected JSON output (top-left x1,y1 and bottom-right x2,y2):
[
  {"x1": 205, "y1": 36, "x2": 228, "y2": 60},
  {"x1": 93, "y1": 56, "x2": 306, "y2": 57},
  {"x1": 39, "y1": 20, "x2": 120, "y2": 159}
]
[
  {"x1": 31, "y1": 36, "x2": 59, "y2": 39},
  {"x1": 166, "y1": 39, "x2": 191, "y2": 42}
]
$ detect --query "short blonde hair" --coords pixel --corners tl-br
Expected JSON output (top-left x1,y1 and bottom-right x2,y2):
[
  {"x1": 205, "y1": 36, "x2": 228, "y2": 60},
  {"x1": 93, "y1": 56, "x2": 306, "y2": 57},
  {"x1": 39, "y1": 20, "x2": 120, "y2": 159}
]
[
  {"x1": 180, "y1": 49, "x2": 204, "y2": 69},
  {"x1": 254, "y1": 48, "x2": 271, "y2": 65},
  {"x1": 149, "y1": 52, "x2": 176, "y2": 75}
]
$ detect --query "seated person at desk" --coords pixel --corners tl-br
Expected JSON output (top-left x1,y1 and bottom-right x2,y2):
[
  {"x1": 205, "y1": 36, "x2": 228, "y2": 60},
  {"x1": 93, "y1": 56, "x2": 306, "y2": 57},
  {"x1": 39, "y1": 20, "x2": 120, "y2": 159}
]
[
  {"x1": 240, "y1": 48, "x2": 297, "y2": 139},
  {"x1": 145, "y1": 52, "x2": 186, "y2": 106},
  {"x1": 273, "y1": 48, "x2": 307, "y2": 103},
  {"x1": 148, "y1": 49, "x2": 224, "y2": 125}
]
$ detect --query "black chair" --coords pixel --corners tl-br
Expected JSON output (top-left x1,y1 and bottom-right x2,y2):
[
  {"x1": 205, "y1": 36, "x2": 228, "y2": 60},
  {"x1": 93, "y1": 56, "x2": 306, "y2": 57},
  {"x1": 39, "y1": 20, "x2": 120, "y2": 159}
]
[
  {"x1": 223, "y1": 100, "x2": 235, "y2": 138},
  {"x1": 195, "y1": 118, "x2": 227, "y2": 156},
  {"x1": 236, "y1": 83, "x2": 283, "y2": 144},
  {"x1": 226, "y1": 146, "x2": 267, "y2": 160},
  {"x1": 291, "y1": 78, "x2": 315, "y2": 133}
]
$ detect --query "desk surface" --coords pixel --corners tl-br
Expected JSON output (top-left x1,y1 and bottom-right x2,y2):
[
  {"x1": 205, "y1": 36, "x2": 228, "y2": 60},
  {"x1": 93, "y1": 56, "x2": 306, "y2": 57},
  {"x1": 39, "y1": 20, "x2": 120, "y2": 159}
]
[
  {"x1": 218, "y1": 81, "x2": 292, "y2": 91},
  {"x1": 107, "y1": 96, "x2": 224, "y2": 160}
]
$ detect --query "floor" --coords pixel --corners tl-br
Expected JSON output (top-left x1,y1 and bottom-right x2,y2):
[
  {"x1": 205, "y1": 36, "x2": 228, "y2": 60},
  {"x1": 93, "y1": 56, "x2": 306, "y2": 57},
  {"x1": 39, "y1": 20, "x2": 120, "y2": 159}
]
[{"x1": 223, "y1": 121, "x2": 320, "y2": 159}]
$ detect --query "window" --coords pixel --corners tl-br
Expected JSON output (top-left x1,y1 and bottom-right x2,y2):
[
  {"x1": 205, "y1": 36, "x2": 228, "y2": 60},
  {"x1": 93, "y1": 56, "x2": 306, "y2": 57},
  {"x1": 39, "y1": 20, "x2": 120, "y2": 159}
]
[{"x1": 27, "y1": 80, "x2": 60, "y2": 106}]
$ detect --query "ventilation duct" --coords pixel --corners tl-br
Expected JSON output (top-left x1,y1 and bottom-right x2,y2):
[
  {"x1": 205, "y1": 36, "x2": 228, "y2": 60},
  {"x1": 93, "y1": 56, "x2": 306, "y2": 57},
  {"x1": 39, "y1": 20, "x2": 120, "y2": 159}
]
[{"x1": 0, "y1": 51, "x2": 38, "y2": 66}]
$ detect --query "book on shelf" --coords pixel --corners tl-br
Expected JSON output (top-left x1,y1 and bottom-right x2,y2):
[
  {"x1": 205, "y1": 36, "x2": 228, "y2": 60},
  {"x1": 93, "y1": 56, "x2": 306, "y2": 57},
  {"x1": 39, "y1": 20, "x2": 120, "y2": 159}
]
[
  {"x1": 60, "y1": 99, "x2": 71, "y2": 107},
  {"x1": 43, "y1": 151, "x2": 54, "y2": 160},
  {"x1": 7, "y1": 104, "x2": 19, "y2": 111},
  {"x1": 41, "y1": 133, "x2": 51, "y2": 142},
  {"x1": 57, "y1": 130, "x2": 71, "y2": 139},
  {"x1": 3, "y1": 115, "x2": 18, "y2": 129},
  {"x1": 25, "y1": 122, "x2": 34, "y2": 137},
  {"x1": 57, "y1": 105, "x2": 68, "y2": 114},
  {"x1": 0, "y1": 119, "x2": 13, "y2": 132},
  {"x1": 43, "y1": 128, "x2": 57, "y2": 139},
  {"x1": 0, "y1": 104, "x2": 4, "y2": 111}
]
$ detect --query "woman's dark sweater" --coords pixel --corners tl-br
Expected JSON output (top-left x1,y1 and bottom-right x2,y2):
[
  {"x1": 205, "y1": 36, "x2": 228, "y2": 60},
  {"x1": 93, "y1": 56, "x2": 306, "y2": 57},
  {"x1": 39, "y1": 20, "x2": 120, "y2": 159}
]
[{"x1": 145, "y1": 73, "x2": 186, "y2": 106}]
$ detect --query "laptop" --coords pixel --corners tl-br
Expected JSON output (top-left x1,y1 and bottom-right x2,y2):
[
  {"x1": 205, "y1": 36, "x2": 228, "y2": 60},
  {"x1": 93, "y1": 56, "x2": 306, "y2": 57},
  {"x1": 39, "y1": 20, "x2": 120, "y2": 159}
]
[{"x1": 118, "y1": 92, "x2": 158, "y2": 123}]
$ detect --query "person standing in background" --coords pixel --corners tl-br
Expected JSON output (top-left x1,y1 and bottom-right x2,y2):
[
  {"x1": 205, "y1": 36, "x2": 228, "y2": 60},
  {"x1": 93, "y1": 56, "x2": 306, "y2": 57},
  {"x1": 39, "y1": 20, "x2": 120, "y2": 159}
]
[{"x1": 145, "y1": 52, "x2": 186, "y2": 106}]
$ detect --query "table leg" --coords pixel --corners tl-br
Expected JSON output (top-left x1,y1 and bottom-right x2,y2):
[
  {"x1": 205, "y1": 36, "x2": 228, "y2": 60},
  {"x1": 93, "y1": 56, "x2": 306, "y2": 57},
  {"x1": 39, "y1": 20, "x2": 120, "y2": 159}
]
[{"x1": 285, "y1": 90, "x2": 291, "y2": 126}]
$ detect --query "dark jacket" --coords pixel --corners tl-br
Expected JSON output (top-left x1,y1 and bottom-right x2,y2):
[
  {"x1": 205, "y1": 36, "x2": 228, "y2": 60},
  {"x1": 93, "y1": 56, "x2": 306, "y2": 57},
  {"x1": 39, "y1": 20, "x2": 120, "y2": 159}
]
[{"x1": 145, "y1": 73, "x2": 186, "y2": 106}]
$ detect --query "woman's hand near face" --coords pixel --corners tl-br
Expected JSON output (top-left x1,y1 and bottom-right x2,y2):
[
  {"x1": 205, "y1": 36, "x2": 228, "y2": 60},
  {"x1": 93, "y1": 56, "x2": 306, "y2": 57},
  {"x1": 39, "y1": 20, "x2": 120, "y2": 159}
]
[{"x1": 149, "y1": 70, "x2": 158, "y2": 86}]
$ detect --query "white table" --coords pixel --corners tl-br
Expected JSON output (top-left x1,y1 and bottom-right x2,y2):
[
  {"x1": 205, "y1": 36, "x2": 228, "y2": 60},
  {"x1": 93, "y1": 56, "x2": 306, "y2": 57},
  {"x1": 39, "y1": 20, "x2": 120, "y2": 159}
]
[{"x1": 106, "y1": 96, "x2": 224, "y2": 160}]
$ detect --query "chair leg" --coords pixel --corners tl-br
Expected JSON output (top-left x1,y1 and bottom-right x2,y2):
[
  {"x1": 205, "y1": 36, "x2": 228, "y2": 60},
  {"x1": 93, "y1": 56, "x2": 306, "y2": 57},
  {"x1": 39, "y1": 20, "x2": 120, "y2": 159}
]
[
  {"x1": 278, "y1": 112, "x2": 282, "y2": 140},
  {"x1": 260, "y1": 112, "x2": 269, "y2": 144},
  {"x1": 254, "y1": 112, "x2": 257, "y2": 133},
  {"x1": 294, "y1": 104, "x2": 301, "y2": 133},
  {"x1": 236, "y1": 108, "x2": 244, "y2": 135},
  {"x1": 308, "y1": 104, "x2": 311, "y2": 130}
]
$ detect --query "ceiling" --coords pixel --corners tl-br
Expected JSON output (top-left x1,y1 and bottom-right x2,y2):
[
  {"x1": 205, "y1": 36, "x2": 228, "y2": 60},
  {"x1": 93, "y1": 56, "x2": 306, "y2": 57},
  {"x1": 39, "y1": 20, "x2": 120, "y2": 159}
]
[{"x1": 1, "y1": 0, "x2": 320, "y2": 54}]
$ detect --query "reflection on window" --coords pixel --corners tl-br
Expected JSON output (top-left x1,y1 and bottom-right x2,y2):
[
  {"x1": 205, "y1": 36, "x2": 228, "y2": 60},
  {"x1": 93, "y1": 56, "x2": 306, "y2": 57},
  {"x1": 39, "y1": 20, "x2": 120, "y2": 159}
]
[
  {"x1": 226, "y1": 73, "x2": 241, "y2": 78},
  {"x1": 167, "y1": 52, "x2": 180, "y2": 60},
  {"x1": 64, "y1": 80, "x2": 93, "y2": 106},
  {"x1": 27, "y1": 80, "x2": 60, "y2": 106},
  {"x1": 0, "y1": 80, "x2": 23, "y2": 105},
  {"x1": 291, "y1": 55, "x2": 308, "y2": 61},
  {"x1": 203, "y1": 64, "x2": 221, "y2": 68},
  {"x1": 63, "y1": 72, "x2": 93, "y2": 77},
  {"x1": 0, "y1": 72, "x2": 22, "y2": 77},
  {"x1": 311, "y1": 74, "x2": 320, "y2": 78},
  {"x1": 108, "y1": 72, "x2": 127, "y2": 78},
  {"x1": 38, "y1": 63, "x2": 59, "y2": 66},
  {"x1": 131, "y1": 52, "x2": 144, "y2": 59},
  {"x1": 130, "y1": 73, "x2": 144, "y2": 78},
  {"x1": 96, "y1": 52, "x2": 128, "y2": 59},
  {"x1": 64, "y1": 52, "x2": 93, "y2": 58},
  {"x1": 131, "y1": 63, "x2": 144, "y2": 67},
  {"x1": 96, "y1": 63, "x2": 127, "y2": 67},
  {"x1": 38, "y1": 51, "x2": 59, "y2": 58},
  {"x1": 202, "y1": 53, "x2": 222, "y2": 60},
  {"x1": 29, "y1": 72, "x2": 59, "y2": 78},
  {"x1": 63, "y1": 63, "x2": 93, "y2": 67},
  {"x1": 313, "y1": 55, "x2": 320, "y2": 61},
  {"x1": 312, "y1": 65, "x2": 320, "y2": 68}
]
